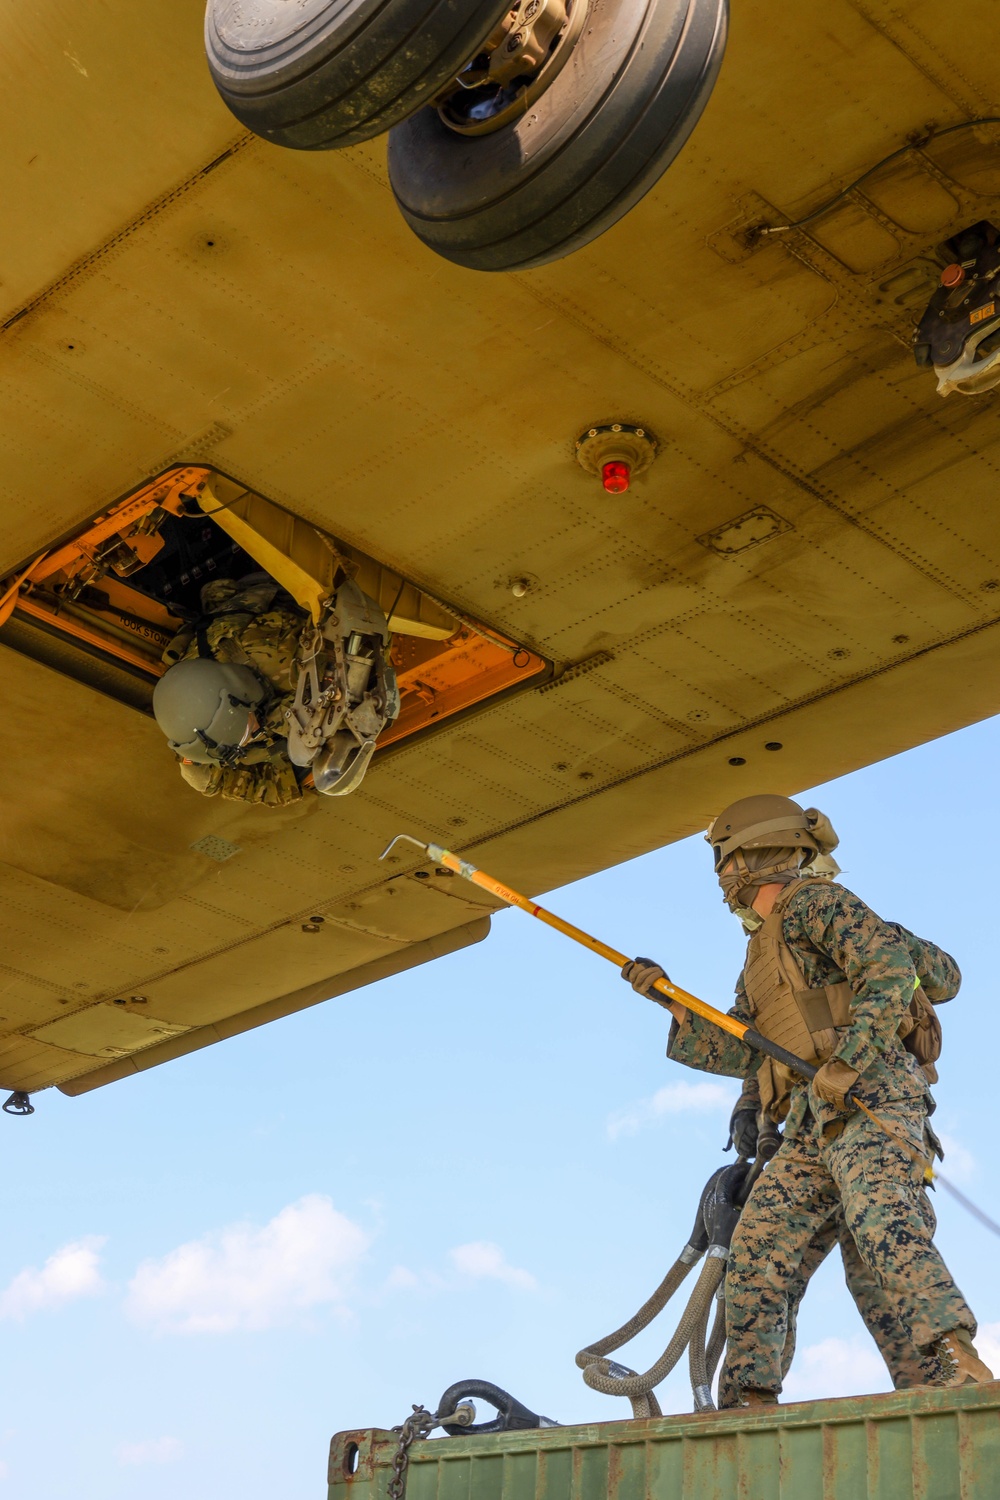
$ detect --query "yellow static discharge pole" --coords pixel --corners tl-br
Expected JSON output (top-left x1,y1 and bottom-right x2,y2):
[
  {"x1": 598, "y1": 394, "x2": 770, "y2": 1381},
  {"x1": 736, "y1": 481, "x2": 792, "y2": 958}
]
[
  {"x1": 378, "y1": 833, "x2": 1000, "y2": 1237},
  {"x1": 380, "y1": 834, "x2": 744, "y2": 1038}
]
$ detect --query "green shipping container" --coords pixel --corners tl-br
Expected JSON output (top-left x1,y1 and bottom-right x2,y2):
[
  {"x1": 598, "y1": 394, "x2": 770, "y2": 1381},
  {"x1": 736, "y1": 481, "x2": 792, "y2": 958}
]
[{"x1": 329, "y1": 1384, "x2": 1000, "y2": 1500}]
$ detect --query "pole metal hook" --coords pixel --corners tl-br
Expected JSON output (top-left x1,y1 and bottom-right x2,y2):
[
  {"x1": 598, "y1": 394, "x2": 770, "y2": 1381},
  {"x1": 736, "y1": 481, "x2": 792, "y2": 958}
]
[{"x1": 379, "y1": 833, "x2": 431, "y2": 862}]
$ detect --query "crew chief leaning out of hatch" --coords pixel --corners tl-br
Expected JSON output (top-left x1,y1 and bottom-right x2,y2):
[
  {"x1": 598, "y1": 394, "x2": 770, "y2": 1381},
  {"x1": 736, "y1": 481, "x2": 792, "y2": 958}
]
[
  {"x1": 152, "y1": 575, "x2": 306, "y2": 807},
  {"x1": 621, "y1": 794, "x2": 994, "y2": 1406}
]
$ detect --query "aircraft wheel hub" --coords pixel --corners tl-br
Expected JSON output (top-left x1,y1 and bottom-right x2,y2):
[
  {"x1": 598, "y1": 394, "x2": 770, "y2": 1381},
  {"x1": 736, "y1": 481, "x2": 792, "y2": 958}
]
[{"x1": 433, "y1": 0, "x2": 589, "y2": 137}]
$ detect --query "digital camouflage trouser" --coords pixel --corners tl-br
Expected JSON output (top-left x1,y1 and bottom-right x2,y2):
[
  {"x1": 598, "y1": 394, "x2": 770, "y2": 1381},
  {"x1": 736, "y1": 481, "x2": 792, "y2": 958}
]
[
  {"x1": 785, "y1": 1206, "x2": 944, "y2": 1387},
  {"x1": 720, "y1": 1103, "x2": 974, "y2": 1401},
  {"x1": 717, "y1": 1202, "x2": 945, "y2": 1407}
]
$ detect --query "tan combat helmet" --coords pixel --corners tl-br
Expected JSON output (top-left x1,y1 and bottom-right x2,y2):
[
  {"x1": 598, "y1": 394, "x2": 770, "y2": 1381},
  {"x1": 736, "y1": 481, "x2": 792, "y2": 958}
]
[
  {"x1": 707, "y1": 794, "x2": 815, "y2": 872},
  {"x1": 706, "y1": 795, "x2": 840, "y2": 916}
]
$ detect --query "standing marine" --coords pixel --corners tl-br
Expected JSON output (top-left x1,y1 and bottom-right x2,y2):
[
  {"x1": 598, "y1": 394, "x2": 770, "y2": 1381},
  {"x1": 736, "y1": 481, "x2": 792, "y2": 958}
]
[
  {"x1": 622, "y1": 793, "x2": 993, "y2": 1404},
  {"x1": 723, "y1": 901, "x2": 960, "y2": 1396}
]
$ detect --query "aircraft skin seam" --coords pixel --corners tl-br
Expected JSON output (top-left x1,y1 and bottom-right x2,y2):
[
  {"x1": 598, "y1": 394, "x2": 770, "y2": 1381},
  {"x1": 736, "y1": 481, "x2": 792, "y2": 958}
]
[
  {"x1": 510, "y1": 263, "x2": 983, "y2": 604},
  {"x1": 0, "y1": 134, "x2": 256, "y2": 336},
  {"x1": 847, "y1": 2, "x2": 993, "y2": 116},
  {"x1": 5, "y1": 582, "x2": 972, "y2": 1000},
  {"x1": 396, "y1": 606, "x2": 1000, "y2": 860},
  {"x1": 5, "y1": 892, "x2": 486, "y2": 1026}
]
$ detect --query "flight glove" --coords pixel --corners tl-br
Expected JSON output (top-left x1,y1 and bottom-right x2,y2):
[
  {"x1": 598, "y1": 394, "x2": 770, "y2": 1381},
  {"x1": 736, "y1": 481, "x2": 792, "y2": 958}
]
[
  {"x1": 810, "y1": 1058, "x2": 859, "y2": 1111},
  {"x1": 727, "y1": 1100, "x2": 759, "y2": 1159},
  {"x1": 621, "y1": 957, "x2": 670, "y2": 1000}
]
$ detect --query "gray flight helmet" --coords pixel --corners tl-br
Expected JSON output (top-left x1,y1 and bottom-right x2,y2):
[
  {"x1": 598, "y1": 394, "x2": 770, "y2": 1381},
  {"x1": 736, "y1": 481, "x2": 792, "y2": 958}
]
[{"x1": 153, "y1": 657, "x2": 268, "y2": 764}]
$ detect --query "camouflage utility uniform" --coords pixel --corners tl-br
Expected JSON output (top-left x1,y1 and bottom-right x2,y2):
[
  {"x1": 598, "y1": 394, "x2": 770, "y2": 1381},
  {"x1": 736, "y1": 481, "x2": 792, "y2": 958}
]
[
  {"x1": 668, "y1": 880, "x2": 974, "y2": 1401},
  {"x1": 719, "y1": 1098, "x2": 946, "y2": 1401},
  {"x1": 171, "y1": 595, "x2": 305, "y2": 807},
  {"x1": 720, "y1": 922, "x2": 957, "y2": 1398}
]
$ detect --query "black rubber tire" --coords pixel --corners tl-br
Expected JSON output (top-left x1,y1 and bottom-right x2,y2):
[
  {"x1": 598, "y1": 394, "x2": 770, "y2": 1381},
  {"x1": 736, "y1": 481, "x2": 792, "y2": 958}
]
[
  {"x1": 204, "y1": 0, "x2": 512, "y2": 150},
  {"x1": 386, "y1": 0, "x2": 727, "y2": 270}
]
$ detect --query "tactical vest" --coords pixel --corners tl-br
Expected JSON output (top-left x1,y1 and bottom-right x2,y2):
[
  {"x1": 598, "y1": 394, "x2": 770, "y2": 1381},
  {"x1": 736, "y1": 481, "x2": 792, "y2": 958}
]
[
  {"x1": 744, "y1": 880, "x2": 944, "y2": 1119},
  {"x1": 742, "y1": 879, "x2": 855, "y2": 1120},
  {"x1": 199, "y1": 608, "x2": 302, "y2": 694}
]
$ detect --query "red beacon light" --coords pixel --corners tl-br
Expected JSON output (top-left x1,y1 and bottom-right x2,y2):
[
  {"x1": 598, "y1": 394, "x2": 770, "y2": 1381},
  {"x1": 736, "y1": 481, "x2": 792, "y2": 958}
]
[
  {"x1": 601, "y1": 460, "x2": 631, "y2": 494},
  {"x1": 575, "y1": 423, "x2": 657, "y2": 493}
]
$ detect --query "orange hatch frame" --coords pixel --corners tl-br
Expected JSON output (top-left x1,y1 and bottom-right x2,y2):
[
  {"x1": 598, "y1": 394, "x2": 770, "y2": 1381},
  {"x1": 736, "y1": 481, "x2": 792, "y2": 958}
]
[{"x1": 0, "y1": 467, "x2": 548, "y2": 748}]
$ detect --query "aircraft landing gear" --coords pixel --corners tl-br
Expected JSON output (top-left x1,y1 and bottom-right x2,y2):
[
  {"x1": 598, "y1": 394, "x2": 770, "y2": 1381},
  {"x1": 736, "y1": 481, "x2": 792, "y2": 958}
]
[{"x1": 204, "y1": 0, "x2": 727, "y2": 270}]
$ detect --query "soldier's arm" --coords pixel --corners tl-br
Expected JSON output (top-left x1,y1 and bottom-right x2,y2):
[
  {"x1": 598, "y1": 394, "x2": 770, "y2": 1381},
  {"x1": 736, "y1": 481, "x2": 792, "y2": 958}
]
[
  {"x1": 177, "y1": 759, "x2": 222, "y2": 796},
  {"x1": 735, "y1": 1068, "x2": 762, "y2": 1112},
  {"x1": 888, "y1": 922, "x2": 961, "y2": 1003},
  {"x1": 789, "y1": 884, "x2": 917, "y2": 1079},
  {"x1": 666, "y1": 974, "x2": 758, "y2": 1080}
]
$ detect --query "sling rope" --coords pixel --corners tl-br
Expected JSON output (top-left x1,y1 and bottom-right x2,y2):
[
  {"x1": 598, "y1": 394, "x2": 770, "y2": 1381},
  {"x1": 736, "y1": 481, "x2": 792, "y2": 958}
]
[{"x1": 575, "y1": 1164, "x2": 749, "y2": 1415}]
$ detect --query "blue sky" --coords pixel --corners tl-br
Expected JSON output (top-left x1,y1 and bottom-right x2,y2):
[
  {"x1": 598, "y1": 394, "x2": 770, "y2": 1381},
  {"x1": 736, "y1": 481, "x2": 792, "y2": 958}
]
[{"x1": 5, "y1": 715, "x2": 1000, "y2": 1497}]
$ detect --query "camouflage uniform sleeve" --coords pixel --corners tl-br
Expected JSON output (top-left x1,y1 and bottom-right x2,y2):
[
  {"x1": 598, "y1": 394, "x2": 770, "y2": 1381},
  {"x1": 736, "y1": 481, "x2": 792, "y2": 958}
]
[
  {"x1": 787, "y1": 884, "x2": 917, "y2": 1079},
  {"x1": 736, "y1": 1067, "x2": 761, "y2": 1113},
  {"x1": 666, "y1": 972, "x2": 758, "y2": 1080},
  {"x1": 887, "y1": 922, "x2": 961, "y2": 1003},
  {"x1": 177, "y1": 758, "x2": 222, "y2": 796}
]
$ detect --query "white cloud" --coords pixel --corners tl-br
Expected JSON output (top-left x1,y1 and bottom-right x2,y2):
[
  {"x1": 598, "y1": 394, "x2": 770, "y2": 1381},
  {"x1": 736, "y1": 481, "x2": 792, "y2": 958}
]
[
  {"x1": 125, "y1": 1195, "x2": 369, "y2": 1334},
  {"x1": 607, "y1": 1079, "x2": 739, "y2": 1140},
  {"x1": 117, "y1": 1437, "x2": 183, "y2": 1467},
  {"x1": 976, "y1": 1322, "x2": 1000, "y2": 1374},
  {"x1": 781, "y1": 1336, "x2": 892, "y2": 1403},
  {"x1": 449, "y1": 1241, "x2": 536, "y2": 1291},
  {"x1": 0, "y1": 1237, "x2": 106, "y2": 1320}
]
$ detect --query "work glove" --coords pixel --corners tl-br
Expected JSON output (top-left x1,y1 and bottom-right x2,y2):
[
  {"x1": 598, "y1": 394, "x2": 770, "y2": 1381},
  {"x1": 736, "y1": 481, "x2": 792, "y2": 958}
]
[
  {"x1": 621, "y1": 957, "x2": 670, "y2": 1002},
  {"x1": 727, "y1": 1101, "x2": 759, "y2": 1159},
  {"x1": 810, "y1": 1058, "x2": 859, "y2": 1111}
]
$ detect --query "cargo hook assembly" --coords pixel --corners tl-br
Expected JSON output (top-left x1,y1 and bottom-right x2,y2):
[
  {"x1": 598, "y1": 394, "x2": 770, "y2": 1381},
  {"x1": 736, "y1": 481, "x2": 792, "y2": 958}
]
[
  {"x1": 435, "y1": 1380, "x2": 558, "y2": 1435},
  {"x1": 386, "y1": 1386, "x2": 557, "y2": 1500},
  {"x1": 3, "y1": 1091, "x2": 33, "y2": 1116}
]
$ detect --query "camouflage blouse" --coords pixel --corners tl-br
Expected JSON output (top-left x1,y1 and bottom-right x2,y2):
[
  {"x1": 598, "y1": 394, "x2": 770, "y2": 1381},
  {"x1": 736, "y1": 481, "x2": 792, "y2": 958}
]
[{"x1": 666, "y1": 881, "x2": 960, "y2": 1137}]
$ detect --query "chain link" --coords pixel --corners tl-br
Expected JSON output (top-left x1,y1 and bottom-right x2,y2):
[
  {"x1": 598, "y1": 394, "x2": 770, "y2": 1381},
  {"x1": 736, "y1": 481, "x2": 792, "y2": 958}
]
[{"x1": 387, "y1": 1405, "x2": 436, "y2": 1500}]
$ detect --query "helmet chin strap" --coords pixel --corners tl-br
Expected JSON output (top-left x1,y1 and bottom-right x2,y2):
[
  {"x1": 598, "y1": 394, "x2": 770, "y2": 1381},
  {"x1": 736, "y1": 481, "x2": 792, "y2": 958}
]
[
  {"x1": 725, "y1": 851, "x2": 843, "y2": 932},
  {"x1": 718, "y1": 848, "x2": 812, "y2": 914}
]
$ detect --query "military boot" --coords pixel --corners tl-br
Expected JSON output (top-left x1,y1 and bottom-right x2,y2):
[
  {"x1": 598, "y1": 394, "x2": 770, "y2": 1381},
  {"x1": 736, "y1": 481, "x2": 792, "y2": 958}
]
[
  {"x1": 739, "y1": 1389, "x2": 779, "y2": 1407},
  {"x1": 932, "y1": 1328, "x2": 995, "y2": 1386}
]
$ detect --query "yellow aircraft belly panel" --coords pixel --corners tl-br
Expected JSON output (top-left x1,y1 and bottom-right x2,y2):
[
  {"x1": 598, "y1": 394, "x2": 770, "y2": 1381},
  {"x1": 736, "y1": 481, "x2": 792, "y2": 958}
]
[{"x1": 1, "y1": 0, "x2": 999, "y2": 1094}]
